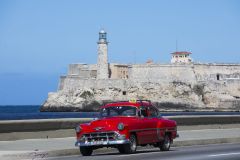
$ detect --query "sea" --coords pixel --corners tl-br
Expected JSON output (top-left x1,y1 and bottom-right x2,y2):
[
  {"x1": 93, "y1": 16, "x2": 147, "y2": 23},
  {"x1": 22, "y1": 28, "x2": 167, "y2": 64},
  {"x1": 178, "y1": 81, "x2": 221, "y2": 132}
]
[
  {"x1": 0, "y1": 105, "x2": 240, "y2": 121},
  {"x1": 0, "y1": 105, "x2": 99, "y2": 120}
]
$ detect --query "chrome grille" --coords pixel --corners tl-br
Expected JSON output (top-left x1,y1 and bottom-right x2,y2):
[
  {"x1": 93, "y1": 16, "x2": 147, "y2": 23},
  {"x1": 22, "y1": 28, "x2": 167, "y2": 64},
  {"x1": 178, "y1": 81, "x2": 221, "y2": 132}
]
[{"x1": 82, "y1": 132, "x2": 116, "y2": 142}]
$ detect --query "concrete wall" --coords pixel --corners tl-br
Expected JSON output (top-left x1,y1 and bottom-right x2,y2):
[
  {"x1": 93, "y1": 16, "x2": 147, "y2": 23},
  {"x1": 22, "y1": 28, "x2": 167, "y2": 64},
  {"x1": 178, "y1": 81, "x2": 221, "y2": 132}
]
[
  {"x1": 0, "y1": 118, "x2": 92, "y2": 133},
  {"x1": 1, "y1": 116, "x2": 240, "y2": 133}
]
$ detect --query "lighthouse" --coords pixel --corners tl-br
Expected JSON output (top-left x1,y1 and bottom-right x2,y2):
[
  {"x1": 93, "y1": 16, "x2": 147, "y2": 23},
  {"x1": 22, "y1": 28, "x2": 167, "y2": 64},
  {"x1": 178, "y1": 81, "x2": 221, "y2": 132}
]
[{"x1": 97, "y1": 29, "x2": 109, "y2": 79}]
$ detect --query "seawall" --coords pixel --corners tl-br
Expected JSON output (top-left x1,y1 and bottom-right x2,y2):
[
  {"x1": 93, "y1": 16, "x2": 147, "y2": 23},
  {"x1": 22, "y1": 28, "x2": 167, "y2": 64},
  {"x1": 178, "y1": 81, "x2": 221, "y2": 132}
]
[{"x1": 1, "y1": 115, "x2": 240, "y2": 133}]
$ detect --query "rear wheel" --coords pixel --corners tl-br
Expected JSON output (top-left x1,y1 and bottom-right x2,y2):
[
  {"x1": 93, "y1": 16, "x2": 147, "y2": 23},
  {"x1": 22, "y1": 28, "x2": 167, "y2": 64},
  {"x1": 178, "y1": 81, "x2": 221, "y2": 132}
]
[
  {"x1": 80, "y1": 146, "x2": 93, "y2": 156},
  {"x1": 160, "y1": 135, "x2": 171, "y2": 151}
]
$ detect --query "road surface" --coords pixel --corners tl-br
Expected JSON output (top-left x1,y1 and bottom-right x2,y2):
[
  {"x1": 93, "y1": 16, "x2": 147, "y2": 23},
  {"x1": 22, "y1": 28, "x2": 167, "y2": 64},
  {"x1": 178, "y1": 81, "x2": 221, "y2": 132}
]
[
  {"x1": 47, "y1": 143, "x2": 240, "y2": 160},
  {"x1": 1, "y1": 126, "x2": 240, "y2": 160}
]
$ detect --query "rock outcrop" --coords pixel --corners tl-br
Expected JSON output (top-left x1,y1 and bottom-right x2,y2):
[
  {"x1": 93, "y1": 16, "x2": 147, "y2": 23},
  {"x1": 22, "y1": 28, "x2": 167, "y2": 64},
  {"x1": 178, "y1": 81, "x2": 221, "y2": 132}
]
[{"x1": 41, "y1": 79, "x2": 240, "y2": 112}]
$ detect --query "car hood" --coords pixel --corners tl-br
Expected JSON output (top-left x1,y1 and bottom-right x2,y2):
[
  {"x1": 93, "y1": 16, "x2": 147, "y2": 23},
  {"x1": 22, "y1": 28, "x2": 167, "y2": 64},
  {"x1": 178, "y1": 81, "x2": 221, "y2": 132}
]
[{"x1": 81, "y1": 117, "x2": 136, "y2": 133}]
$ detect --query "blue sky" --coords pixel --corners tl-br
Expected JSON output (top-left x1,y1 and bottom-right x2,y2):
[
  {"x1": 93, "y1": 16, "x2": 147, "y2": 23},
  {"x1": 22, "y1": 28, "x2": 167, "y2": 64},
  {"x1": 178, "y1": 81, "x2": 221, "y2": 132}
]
[{"x1": 0, "y1": 0, "x2": 240, "y2": 105}]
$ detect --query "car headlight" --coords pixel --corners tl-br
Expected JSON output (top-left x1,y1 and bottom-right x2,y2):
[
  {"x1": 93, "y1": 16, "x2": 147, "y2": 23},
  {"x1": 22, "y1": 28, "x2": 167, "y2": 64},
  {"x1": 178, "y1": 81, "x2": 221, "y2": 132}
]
[
  {"x1": 75, "y1": 125, "x2": 82, "y2": 133},
  {"x1": 117, "y1": 123, "x2": 125, "y2": 130}
]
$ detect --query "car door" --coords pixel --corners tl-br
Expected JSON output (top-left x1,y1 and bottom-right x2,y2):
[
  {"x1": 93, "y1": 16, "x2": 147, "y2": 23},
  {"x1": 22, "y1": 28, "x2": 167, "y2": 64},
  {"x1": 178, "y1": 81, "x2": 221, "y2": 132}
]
[
  {"x1": 147, "y1": 105, "x2": 159, "y2": 143},
  {"x1": 136, "y1": 105, "x2": 158, "y2": 144}
]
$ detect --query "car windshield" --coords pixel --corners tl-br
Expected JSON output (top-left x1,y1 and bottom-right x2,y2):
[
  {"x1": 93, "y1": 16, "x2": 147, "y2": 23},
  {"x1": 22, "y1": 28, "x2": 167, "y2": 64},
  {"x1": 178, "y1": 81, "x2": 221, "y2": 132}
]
[{"x1": 100, "y1": 106, "x2": 137, "y2": 117}]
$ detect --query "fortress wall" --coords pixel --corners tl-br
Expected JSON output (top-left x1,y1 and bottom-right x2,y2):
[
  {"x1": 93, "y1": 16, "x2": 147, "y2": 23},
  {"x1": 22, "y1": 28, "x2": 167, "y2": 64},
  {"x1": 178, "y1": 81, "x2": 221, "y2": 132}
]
[
  {"x1": 129, "y1": 64, "x2": 240, "y2": 83},
  {"x1": 68, "y1": 64, "x2": 97, "y2": 78},
  {"x1": 193, "y1": 64, "x2": 240, "y2": 81},
  {"x1": 59, "y1": 64, "x2": 240, "y2": 92},
  {"x1": 68, "y1": 64, "x2": 85, "y2": 75},
  {"x1": 222, "y1": 80, "x2": 240, "y2": 97},
  {"x1": 58, "y1": 76, "x2": 67, "y2": 90},
  {"x1": 129, "y1": 64, "x2": 196, "y2": 83},
  {"x1": 59, "y1": 77, "x2": 127, "y2": 91}
]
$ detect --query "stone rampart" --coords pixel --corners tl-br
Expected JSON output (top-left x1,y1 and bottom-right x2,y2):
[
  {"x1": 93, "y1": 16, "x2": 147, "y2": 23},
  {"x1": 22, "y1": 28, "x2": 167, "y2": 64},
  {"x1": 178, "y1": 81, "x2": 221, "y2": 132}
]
[
  {"x1": 129, "y1": 64, "x2": 197, "y2": 83},
  {"x1": 129, "y1": 63, "x2": 240, "y2": 82},
  {"x1": 193, "y1": 63, "x2": 240, "y2": 81}
]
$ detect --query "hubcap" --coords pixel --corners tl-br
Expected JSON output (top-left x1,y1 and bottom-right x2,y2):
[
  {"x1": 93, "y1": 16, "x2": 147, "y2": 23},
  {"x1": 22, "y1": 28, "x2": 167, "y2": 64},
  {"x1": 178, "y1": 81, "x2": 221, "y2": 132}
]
[
  {"x1": 164, "y1": 136, "x2": 170, "y2": 149},
  {"x1": 130, "y1": 135, "x2": 136, "y2": 151}
]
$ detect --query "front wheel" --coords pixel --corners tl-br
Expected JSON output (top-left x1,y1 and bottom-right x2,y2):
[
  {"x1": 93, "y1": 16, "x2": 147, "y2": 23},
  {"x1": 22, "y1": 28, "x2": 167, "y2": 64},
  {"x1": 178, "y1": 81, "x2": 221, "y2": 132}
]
[
  {"x1": 159, "y1": 135, "x2": 171, "y2": 151},
  {"x1": 80, "y1": 146, "x2": 93, "y2": 156},
  {"x1": 118, "y1": 134, "x2": 137, "y2": 154},
  {"x1": 117, "y1": 145, "x2": 126, "y2": 153}
]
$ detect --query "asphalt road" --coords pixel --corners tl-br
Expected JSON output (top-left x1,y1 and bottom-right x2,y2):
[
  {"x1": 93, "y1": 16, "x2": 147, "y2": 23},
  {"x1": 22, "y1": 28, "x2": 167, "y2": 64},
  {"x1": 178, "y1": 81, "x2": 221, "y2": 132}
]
[{"x1": 47, "y1": 143, "x2": 240, "y2": 160}]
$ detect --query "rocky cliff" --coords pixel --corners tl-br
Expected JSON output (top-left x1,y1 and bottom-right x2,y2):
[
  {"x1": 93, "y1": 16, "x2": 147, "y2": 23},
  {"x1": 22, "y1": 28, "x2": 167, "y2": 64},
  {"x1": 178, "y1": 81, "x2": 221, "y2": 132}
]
[{"x1": 41, "y1": 79, "x2": 240, "y2": 112}]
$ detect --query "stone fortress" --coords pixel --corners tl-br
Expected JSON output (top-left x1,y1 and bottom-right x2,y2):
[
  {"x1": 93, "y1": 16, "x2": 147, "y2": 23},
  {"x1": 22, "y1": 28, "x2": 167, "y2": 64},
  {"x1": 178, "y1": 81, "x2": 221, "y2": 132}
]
[{"x1": 41, "y1": 30, "x2": 240, "y2": 111}]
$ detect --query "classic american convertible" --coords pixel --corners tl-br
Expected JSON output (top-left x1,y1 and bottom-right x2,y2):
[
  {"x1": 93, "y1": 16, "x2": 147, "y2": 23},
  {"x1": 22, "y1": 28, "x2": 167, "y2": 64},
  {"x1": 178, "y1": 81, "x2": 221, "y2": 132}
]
[{"x1": 75, "y1": 100, "x2": 178, "y2": 156}]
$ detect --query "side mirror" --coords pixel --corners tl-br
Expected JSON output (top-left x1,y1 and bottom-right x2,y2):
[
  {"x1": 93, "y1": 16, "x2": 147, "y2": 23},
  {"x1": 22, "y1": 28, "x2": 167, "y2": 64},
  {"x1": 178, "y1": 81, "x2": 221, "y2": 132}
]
[{"x1": 93, "y1": 117, "x2": 99, "y2": 120}]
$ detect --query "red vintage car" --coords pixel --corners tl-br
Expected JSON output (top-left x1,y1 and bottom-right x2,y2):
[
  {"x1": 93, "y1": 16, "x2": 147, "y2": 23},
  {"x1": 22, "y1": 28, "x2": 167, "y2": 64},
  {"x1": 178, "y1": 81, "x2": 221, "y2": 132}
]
[{"x1": 75, "y1": 100, "x2": 178, "y2": 156}]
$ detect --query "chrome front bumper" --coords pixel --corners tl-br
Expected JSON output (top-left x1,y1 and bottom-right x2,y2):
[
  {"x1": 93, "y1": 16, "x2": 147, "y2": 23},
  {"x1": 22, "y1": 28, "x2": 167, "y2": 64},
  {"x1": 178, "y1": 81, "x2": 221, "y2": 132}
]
[
  {"x1": 75, "y1": 131, "x2": 130, "y2": 147},
  {"x1": 75, "y1": 139, "x2": 130, "y2": 147}
]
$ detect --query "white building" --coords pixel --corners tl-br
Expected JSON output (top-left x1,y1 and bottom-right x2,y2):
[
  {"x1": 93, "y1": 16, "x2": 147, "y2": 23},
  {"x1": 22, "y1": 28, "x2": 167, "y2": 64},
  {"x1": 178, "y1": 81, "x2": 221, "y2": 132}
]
[{"x1": 171, "y1": 51, "x2": 192, "y2": 64}]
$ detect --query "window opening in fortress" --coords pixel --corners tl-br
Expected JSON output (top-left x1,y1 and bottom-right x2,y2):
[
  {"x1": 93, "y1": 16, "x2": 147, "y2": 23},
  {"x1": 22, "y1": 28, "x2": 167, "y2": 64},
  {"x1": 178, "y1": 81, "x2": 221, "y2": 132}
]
[
  {"x1": 217, "y1": 74, "x2": 220, "y2": 80},
  {"x1": 122, "y1": 91, "x2": 126, "y2": 95}
]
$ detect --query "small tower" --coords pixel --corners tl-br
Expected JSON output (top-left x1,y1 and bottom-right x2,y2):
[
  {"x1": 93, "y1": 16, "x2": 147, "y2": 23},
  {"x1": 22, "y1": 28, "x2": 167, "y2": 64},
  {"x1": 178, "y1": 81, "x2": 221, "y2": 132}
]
[{"x1": 97, "y1": 29, "x2": 109, "y2": 79}]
